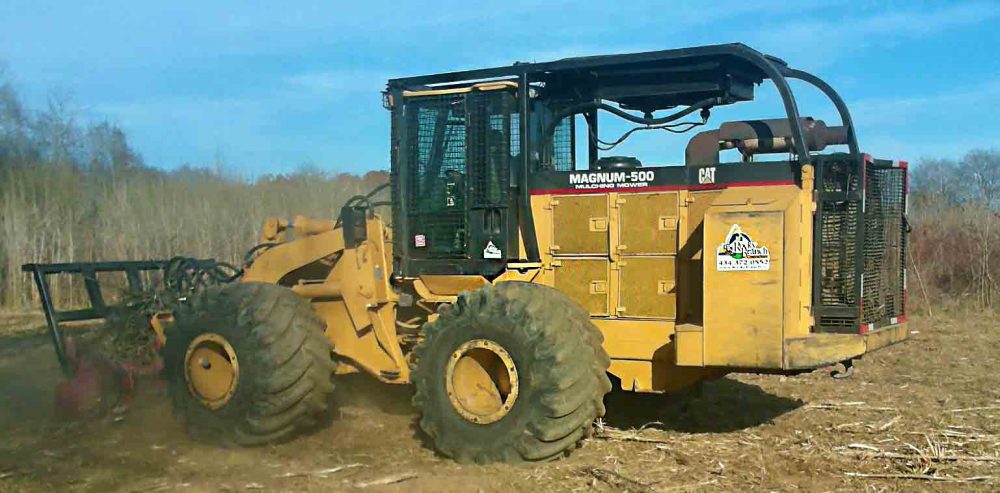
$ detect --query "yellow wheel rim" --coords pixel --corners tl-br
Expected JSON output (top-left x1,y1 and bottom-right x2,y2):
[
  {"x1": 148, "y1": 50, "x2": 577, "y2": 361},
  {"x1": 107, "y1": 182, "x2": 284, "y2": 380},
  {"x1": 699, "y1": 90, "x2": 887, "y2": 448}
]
[
  {"x1": 184, "y1": 333, "x2": 239, "y2": 410},
  {"x1": 445, "y1": 339, "x2": 519, "y2": 425}
]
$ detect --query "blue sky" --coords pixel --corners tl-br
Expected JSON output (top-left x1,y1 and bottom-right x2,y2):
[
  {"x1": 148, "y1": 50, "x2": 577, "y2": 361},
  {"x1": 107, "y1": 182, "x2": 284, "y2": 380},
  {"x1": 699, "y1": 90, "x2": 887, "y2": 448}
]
[{"x1": 2, "y1": 0, "x2": 998, "y2": 176}]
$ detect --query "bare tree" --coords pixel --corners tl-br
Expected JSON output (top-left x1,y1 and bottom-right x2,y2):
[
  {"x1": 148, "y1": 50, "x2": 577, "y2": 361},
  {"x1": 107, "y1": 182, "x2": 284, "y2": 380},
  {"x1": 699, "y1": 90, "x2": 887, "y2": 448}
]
[
  {"x1": 33, "y1": 90, "x2": 81, "y2": 164},
  {"x1": 959, "y1": 149, "x2": 1000, "y2": 207},
  {"x1": 0, "y1": 64, "x2": 33, "y2": 164},
  {"x1": 909, "y1": 150, "x2": 1000, "y2": 309}
]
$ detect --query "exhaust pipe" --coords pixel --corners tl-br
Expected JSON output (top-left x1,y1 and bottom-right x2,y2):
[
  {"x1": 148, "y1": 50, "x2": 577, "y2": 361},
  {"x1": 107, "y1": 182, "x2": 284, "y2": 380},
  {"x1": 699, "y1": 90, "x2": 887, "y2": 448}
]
[{"x1": 686, "y1": 117, "x2": 849, "y2": 166}]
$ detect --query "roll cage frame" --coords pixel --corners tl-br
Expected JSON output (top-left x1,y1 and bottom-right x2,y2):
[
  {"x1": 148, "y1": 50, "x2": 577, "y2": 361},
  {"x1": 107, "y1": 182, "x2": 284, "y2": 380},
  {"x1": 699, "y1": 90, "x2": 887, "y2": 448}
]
[{"x1": 386, "y1": 43, "x2": 859, "y2": 264}]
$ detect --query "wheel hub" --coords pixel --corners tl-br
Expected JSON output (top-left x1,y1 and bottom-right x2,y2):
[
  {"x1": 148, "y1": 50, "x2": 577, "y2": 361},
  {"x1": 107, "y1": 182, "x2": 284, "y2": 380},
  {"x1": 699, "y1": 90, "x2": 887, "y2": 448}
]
[
  {"x1": 184, "y1": 333, "x2": 239, "y2": 409},
  {"x1": 445, "y1": 339, "x2": 519, "y2": 424}
]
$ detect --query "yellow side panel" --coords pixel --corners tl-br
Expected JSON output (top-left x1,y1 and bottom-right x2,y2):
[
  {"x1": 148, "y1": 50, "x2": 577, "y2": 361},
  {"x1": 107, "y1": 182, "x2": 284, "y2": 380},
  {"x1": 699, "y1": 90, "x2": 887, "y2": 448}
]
[
  {"x1": 676, "y1": 191, "x2": 722, "y2": 324},
  {"x1": 783, "y1": 183, "x2": 814, "y2": 340},
  {"x1": 609, "y1": 360, "x2": 657, "y2": 392},
  {"x1": 609, "y1": 359, "x2": 727, "y2": 393},
  {"x1": 618, "y1": 257, "x2": 676, "y2": 318},
  {"x1": 784, "y1": 333, "x2": 866, "y2": 369},
  {"x1": 703, "y1": 211, "x2": 784, "y2": 367},
  {"x1": 674, "y1": 324, "x2": 704, "y2": 366},
  {"x1": 312, "y1": 300, "x2": 396, "y2": 373},
  {"x1": 594, "y1": 318, "x2": 673, "y2": 361},
  {"x1": 418, "y1": 275, "x2": 488, "y2": 295},
  {"x1": 551, "y1": 195, "x2": 608, "y2": 254},
  {"x1": 864, "y1": 323, "x2": 909, "y2": 351},
  {"x1": 553, "y1": 258, "x2": 609, "y2": 315},
  {"x1": 531, "y1": 194, "x2": 554, "y2": 262},
  {"x1": 619, "y1": 192, "x2": 679, "y2": 254}
]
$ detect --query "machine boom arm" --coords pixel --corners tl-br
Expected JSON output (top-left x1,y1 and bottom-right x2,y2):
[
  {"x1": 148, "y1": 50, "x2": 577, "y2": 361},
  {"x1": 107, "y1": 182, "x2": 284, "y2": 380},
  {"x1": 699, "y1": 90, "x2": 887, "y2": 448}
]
[{"x1": 242, "y1": 212, "x2": 408, "y2": 382}]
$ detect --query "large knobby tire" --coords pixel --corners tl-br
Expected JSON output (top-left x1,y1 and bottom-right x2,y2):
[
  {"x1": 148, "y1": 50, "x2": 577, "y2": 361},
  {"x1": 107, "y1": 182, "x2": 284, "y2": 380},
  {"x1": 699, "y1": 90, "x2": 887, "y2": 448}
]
[
  {"x1": 162, "y1": 282, "x2": 335, "y2": 446},
  {"x1": 412, "y1": 282, "x2": 612, "y2": 463}
]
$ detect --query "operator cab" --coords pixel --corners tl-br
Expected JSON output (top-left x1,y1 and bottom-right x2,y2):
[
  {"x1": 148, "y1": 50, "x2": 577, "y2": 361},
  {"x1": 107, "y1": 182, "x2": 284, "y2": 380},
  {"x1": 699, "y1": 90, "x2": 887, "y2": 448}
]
[{"x1": 385, "y1": 44, "x2": 851, "y2": 273}]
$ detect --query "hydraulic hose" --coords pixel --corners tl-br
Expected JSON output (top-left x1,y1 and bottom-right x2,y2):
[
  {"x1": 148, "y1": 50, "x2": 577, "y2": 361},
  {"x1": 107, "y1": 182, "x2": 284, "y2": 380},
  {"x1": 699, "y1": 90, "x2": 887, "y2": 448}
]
[{"x1": 541, "y1": 97, "x2": 720, "y2": 157}]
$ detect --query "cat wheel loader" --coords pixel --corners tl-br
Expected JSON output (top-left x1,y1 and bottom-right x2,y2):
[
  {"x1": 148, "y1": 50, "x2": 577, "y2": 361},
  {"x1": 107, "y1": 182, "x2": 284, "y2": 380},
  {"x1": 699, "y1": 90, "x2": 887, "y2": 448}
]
[{"x1": 24, "y1": 43, "x2": 910, "y2": 463}]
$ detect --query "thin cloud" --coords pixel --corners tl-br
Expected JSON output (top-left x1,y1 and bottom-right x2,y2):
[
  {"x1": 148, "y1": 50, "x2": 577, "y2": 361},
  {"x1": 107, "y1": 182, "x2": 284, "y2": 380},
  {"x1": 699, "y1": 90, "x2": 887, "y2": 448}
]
[
  {"x1": 283, "y1": 70, "x2": 390, "y2": 94},
  {"x1": 750, "y1": 2, "x2": 1000, "y2": 68},
  {"x1": 851, "y1": 78, "x2": 1000, "y2": 160},
  {"x1": 852, "y1": 78, "x2": 1000, "y2": 126},
  {"x1": 862, "y1": 133, "x2": 1000, "y2": 162}
]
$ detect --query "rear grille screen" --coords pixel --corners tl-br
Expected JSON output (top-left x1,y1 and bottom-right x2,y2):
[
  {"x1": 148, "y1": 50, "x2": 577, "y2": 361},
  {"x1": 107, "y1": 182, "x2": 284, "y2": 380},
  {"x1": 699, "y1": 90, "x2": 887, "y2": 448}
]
[
  {"x1": 818, "y1": 160, "x2": 861, "y2": 310},
  {"x1": 815, "y1": 155, "x2": 907, "y2": 332},
  {"x1": 861, "y1": 165, "x2": 907, "y2": 325}
]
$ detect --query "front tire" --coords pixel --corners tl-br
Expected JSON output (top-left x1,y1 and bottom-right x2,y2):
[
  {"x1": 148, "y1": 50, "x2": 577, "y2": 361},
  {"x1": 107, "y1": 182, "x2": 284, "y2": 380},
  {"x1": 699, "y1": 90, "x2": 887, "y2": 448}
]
[
  {"x1": 412, "y1": 282, "x2": 611, "y2": 463},
  {"x1": 162, "y1": 282, "x2": 335, "y2": 446}
]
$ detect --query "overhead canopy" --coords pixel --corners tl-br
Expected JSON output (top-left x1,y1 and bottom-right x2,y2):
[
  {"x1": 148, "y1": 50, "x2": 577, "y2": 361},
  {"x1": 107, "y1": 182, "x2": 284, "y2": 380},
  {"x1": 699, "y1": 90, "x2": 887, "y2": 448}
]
[
  {"x1": 387, "y1": 42, "x2": 860, "y2": 162},
  {"x1": 387, "y1": 43, "x2": 787, "y2": 112}
]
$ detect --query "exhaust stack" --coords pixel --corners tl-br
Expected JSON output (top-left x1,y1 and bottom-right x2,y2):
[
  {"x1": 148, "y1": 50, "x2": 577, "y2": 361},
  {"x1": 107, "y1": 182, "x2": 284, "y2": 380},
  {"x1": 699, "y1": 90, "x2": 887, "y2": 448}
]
[{"x1": 686, "y1": 118, "x2": 849, "y2": 166}]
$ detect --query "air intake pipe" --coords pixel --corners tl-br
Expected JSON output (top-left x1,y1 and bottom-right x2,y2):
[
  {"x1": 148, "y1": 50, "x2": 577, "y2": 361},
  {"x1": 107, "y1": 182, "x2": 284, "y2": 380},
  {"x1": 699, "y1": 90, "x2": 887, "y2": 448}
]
[{"x1": 685, "y1": 117, "x2": 849, "y2": 166}]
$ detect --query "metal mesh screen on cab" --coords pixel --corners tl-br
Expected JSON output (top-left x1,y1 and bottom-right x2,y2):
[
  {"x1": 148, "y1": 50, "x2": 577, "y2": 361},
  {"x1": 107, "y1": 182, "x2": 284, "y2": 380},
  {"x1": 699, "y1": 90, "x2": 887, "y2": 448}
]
[
  {"x1": 551, "y1": 117, "x2": 574, "y2": 171},
  {"x1": 861, "y1": 165, "x2": 907, "y2": 325},
  {"x1": 533, "y1": 103, "x2": 574, "y2": 172},
  {"x1": 397, "y1": 90, "x2": 518, "y2": 258},
  {"x1": 405, "y1": 94, "x2": 468, "y2": 256},
  {"x1": 467, "y1": 92, "x2": 516, "y2": 207}
]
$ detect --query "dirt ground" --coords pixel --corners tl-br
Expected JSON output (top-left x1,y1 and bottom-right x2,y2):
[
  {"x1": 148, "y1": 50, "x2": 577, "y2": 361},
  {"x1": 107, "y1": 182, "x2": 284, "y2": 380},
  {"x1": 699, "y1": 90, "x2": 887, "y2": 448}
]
[{"x1": 0, "y1": 306, "x2": 997, "y2": 492}]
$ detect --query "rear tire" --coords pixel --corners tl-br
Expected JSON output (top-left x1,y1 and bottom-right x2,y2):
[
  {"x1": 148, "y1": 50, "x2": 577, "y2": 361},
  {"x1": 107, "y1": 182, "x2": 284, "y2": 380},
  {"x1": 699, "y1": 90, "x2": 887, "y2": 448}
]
[
  {"x1": 162, "y1": 282, "x2": 335, "y2": 446},
  {"x1": 412, "y1": 282, "x2": 611, "y2": 463}
]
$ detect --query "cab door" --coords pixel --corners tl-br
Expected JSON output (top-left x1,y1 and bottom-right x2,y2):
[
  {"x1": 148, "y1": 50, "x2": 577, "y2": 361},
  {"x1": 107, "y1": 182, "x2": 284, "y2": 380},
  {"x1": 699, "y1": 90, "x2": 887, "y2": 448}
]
[
  {"x1": 466, "y1": 89, "x2": 517, "y2": 266},
  {"x1": 397, "y1": 88, "x2": 517, "y2": 275}
]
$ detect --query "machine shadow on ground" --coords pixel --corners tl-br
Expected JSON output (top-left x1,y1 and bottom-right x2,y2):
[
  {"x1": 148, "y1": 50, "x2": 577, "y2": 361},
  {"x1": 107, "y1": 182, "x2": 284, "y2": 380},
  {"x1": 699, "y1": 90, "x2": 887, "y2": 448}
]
[
  {"x1": 334, "y1": 372, "x2": 418, "y2": 416},
  {"x1": 331, "y1": 370, "x2": 802, "y2": 436},
  {"x1": 602, "y1": 377, "x2": 803, "y2": 433}
]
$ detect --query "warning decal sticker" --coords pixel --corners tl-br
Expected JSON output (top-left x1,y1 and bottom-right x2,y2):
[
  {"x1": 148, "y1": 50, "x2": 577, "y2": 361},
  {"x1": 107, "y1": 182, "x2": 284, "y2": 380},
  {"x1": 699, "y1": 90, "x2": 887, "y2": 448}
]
[{"x1": 483, "y1": 241, "x2": 502, "y2": 259}]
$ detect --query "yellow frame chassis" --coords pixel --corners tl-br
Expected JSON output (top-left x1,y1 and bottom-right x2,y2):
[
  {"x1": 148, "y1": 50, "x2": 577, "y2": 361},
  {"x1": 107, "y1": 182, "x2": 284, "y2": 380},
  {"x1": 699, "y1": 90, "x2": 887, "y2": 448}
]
[{"x1": 234, "y1": 175, "x2": 907, "y2": 393}]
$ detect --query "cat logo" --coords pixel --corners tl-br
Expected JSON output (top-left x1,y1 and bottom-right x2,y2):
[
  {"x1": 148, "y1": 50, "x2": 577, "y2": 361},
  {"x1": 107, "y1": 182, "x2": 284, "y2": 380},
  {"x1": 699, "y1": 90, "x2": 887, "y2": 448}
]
[{"x1": 698, "y1": 167, "x2": 716, "y2": 185}]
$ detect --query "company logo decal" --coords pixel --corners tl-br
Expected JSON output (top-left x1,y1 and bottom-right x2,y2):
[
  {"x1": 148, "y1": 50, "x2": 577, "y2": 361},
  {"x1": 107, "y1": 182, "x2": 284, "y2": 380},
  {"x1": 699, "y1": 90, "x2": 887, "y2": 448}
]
[{"x1": 716, "y1": 224, "x2": 770, "y2": 271}]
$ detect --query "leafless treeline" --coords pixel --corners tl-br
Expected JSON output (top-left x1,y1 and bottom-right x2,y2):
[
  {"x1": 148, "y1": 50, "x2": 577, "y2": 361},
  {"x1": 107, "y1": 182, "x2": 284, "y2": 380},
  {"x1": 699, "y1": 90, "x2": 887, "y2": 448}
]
[
  {"x1": 909, "y1": 149, "x2": 1000, "y2": 309},
  {"x1": 0, "y1": 66, "x2": 996, "y2": 311},
  {"x1": 0, "y1": 67, "x2": 386, "y2": 309}
]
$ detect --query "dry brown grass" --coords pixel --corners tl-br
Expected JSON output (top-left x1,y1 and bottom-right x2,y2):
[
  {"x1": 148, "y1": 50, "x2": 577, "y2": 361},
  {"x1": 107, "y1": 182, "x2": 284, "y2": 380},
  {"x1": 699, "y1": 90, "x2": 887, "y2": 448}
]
[
  {"x1": 0, "y1": 164, "x2": 387, "y2": 310},
  {"x1": 1, "y1": 306, "x2": 997, "y2": 492}
]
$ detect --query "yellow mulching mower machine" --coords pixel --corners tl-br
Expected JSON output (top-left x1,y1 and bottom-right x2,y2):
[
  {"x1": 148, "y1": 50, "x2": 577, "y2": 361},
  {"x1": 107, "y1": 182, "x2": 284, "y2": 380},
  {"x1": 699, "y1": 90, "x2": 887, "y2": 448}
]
[{"x1": 23, "y1": 43, "x2": 910, "y2": 462}]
